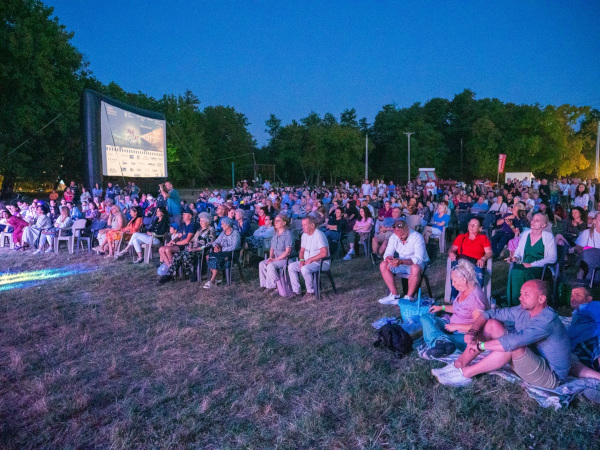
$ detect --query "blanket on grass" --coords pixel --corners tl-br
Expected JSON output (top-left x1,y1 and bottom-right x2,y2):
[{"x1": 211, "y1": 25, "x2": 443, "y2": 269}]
[{"x1": 416, "y1": 339, "x2": 600, "y2": 409}]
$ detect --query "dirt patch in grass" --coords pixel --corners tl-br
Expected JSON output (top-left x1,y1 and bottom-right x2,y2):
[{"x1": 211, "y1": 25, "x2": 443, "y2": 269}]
[{"x1": 0, "y1": 248, "x2": 598, "y2": 448}]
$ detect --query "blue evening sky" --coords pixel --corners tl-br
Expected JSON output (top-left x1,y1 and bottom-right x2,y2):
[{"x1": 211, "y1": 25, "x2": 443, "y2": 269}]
[{"x1": 46, "y1": 1, "x2": 600, "y2": 146}]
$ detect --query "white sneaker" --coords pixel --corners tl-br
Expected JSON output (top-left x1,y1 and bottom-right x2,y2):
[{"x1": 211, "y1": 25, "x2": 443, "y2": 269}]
[
  {"x1": 400, "y1": 295, "x2": 414, "y2": 301},
  {"x1": 378, "y1": 293, "x2": 400, "y2": 305},
  {"x1": 431, "y1": 363, "x2": 456, "y2": 377},
  {"x1": 348, "y1": 248, "x2": 355, "y2": 255},
  {"x1": 33, "y1": 249, "x2": 42, "y2": 254},
  {"x1": 343, "y1": 253, "x2": 352, "y2": 261},
  {"x1": 45, "y1": 247, "x2": 54, "y2": 253},
  {"x1": 435, "y1": 365, "x2": 472, "y2": 387}
]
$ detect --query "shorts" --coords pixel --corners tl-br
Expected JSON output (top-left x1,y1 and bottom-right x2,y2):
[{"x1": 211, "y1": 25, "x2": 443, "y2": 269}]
[
  {"x1": 389, "y1": 261, "x2": 426, "y2": 275},
  {"x1": 512, "y1": 347, "x2": 560, "y2": 389},
  {"x1": 375, "y1": 231, "x2": 392, "y2": 244}
]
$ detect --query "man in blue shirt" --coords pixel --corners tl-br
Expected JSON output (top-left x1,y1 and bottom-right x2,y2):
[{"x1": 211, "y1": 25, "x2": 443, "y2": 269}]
[
  {"x1": 160, "y1": 181, "x2": 181, "y2": 226},
  {"x1": 470, "y1": 195, "x2": 489, "y2": 216},
  {"x1": 568, "y1": 285, "x2": 600, "y2": 381},
  {"x1": 435, "y1": 280, "x2": 571, "y2": 389}
]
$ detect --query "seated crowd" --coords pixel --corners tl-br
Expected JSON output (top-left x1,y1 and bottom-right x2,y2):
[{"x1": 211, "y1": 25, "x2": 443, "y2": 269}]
[{"x1": 2, "y1": 175, "x2": 600, "y2": 392}]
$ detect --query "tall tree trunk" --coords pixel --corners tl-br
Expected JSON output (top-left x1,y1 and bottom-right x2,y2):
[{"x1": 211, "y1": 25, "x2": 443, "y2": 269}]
[{"x1": 0, "y1": 173, "x2": 16, "y2": 199}]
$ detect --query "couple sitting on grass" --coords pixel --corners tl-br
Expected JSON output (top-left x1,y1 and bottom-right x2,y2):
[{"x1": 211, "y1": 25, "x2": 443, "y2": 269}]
[{"x1": 430, "y1": 279, "x2": 600, "y2": 396}]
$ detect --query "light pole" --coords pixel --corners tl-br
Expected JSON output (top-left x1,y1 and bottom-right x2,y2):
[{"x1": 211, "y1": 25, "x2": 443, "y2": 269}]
[{"x1": 404, "y1": 132, "x2": 414, "y2": 183}]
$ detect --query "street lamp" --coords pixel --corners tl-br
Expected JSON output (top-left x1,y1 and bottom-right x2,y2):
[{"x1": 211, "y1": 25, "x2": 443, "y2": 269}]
[{"x1": 404, "y1": 132, "x2": 414, "y2": 183}]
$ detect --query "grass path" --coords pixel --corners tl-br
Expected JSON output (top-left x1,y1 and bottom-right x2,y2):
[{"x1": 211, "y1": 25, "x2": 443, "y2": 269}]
[{"x1": 0, "y1": 249, "x2": 598, "y2": 448}]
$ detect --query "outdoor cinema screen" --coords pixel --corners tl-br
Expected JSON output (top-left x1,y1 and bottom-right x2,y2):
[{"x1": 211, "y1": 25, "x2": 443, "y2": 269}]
[{"x1": 100, "y1": 101, "x2": 167, "y2": 178}]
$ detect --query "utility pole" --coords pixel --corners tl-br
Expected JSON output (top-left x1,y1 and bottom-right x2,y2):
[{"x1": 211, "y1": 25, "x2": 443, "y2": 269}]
[
  {"x1": 365, "y1": 134, "x2": 369, "y2": 180},
  {"x1": 404, "y1": 132, "x2": 414, "y2": 183}
]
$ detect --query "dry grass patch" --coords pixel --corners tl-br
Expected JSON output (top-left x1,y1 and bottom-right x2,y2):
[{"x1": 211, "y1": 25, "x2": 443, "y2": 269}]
[{"x1": 0, "y1": 248, "x2": 599, "y2": 448}]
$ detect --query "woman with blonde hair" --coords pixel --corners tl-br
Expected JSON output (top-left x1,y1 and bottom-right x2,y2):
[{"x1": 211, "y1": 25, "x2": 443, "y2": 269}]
[
  {"x1": 423, "y1": 202, "x2": 450, "y2": 244},
  {"x1": 422, "y1": 259, "x2": 490, "y2": 358}
]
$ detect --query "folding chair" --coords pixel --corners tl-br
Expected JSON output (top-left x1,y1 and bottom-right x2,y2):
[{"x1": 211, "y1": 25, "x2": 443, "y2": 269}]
[
  {"x1": 0, "y1": 228, "x2": 15, "y2": 249},
  {"x1": 311, "y1": 256, "x2": 337, "y2": 300}
]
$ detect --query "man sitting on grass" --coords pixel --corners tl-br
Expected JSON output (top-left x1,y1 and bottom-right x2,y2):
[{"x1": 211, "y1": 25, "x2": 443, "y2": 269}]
[
  {"x1": 288, "y1": 216, "x2": 330, "y2": 299},
  {"x1": 371, "y1": 207, "x2": 401, "y2": 263},
  {"x1": 433, "y1": 280, "x2": 571, "y2": 389},
  {"x1": 378, "y1": 220, "x2": 429, "y2": 304},
  {"x1": 568, "y1": 285, "x2": 600, "y2": 381}
]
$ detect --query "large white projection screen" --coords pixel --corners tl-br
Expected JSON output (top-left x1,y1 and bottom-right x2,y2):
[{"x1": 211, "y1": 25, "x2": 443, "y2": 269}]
[{"x1": 100, "y1": 101, "x2": 167, "y2": 178}]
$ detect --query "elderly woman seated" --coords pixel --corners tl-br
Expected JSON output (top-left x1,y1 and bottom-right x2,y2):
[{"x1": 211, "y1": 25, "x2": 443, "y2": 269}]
[
  {"x1": 21, "y1": 204, "x2": 52, "y2": 250},
  {"x1": 117, "y1": 206, "x2": 170, "y2": 263},
  {"x1": 33, "y1": 206, "x2": 73, "y2": 254},
  {"x1": 422, "y1": 259, "x2": 490, "y2": 358},
  {"x1": 158, "y1": 212, "x2": 217, "y2": 283},
  {"x1": 506, "y1": 213, "x2": 557, "y2": 306},
  {"x1": 204, "y1": 217, "x2": 241, "y2": 289},
  {"x1": 259, "y1": 214, "x2": 294, "y2": 294},
  {"x1": 96, "y1": 206, "x2": 144, "y2": 257}
]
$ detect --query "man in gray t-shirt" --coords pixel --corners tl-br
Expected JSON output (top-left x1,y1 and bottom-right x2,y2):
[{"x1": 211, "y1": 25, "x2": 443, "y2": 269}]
[{"x1": 434, "y1": 279, "x2": 571, "y2": 389}]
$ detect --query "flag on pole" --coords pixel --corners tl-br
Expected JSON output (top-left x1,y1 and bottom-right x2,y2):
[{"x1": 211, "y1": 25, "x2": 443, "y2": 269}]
[{"x1": 498, "y1": 154, "x2": 507, "y2": 173}]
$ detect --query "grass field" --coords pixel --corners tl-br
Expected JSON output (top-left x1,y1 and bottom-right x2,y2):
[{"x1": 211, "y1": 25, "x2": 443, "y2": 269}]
[{"x1": 1, "y1": 247, "x2": 599, "y2": 448}]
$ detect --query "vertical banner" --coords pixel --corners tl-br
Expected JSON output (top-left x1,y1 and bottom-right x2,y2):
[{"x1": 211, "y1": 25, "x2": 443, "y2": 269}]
[{"x1": 498, "y1": 154, "x2": 507, "y2": 173}]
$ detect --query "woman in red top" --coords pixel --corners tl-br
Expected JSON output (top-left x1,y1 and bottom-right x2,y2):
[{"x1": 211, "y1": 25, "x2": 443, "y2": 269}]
[
  {"x1": 449, "y1": 218, "x2": 492, "y2": 268},
  {"x1": 63, "y1": 188, "x2": 74, "y2": 203}
]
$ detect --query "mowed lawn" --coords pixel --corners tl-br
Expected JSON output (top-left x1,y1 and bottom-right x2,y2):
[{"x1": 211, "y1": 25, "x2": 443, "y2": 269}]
[{"x1": 0, "y1": 248, "x2": 599, "y2": 448}]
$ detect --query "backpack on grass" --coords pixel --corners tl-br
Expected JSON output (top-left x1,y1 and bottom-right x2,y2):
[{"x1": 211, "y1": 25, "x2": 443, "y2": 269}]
[{"x1": 373, "y1": 323, "x2": 413, "y2": 357}]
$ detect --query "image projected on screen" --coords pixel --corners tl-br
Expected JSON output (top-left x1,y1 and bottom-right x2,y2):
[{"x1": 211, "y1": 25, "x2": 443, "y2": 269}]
[{"x1": 100, "y1": 101, "x2": 167, "y2": 178}]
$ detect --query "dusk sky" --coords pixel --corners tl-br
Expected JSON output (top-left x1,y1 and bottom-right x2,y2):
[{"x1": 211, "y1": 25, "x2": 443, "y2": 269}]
[{"x1": 46, "y1": 1, "x2": 600, "y2": 146}]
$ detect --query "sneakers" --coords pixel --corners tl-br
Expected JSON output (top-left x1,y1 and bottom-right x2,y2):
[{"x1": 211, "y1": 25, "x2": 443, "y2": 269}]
[
  {"x1": 44, "y1": 247, "x2": 54, "y2": 253},
  {"x1": 203, "y1": 281, "x2": 213, "y2": 289},
  {"x1": 343, "y1": 253, "x2": 353, "y2": 261},
  {"x1": 424, "y1": 340, "x2": 456, "y2": 359},
  {"x1": 431, "y1": 363, "x2": 456, "y2": 377},
  {"x1": 435, "y1": 365, "x2": 472, "y2": 387},
  {"x1": 32, "y1": 249, "x2": 43, "y2": 255},
  {"x1": 400, "y1": 295, "x2": 414, "y2": 302},
  {"x1": 378, "y1": 293, "x2": 400, "y2": 305}
]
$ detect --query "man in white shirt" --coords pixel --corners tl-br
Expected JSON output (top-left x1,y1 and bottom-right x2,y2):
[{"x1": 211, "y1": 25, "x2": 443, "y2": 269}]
[
  {"x1": 425, "y1": 180, "x2": 436, "y2": 197},
  {"x1": 288, "y1": 216, "x2": 330, "y2": 299},
  {"x1": 361, "y1": 179, "x2": 371, "y2": 197},
  {"x1": 378, "y1": 220, "x2": 429, "y2": 304}
]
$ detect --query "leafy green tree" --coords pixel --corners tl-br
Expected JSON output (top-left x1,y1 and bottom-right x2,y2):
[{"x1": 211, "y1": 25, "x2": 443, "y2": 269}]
[{"x1": 0, "y1": 0, "x2": 89, "y2": 196}]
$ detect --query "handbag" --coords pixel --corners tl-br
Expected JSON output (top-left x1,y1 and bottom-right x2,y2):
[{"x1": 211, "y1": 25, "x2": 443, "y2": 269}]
[{"x1": 276, "y1": 276, "x2": 294, "y2": 298}]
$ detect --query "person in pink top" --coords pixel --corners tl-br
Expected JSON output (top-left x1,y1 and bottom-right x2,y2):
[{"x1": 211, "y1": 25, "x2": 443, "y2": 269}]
[
  {"x1": 422, "y1": 259, "x2": 490, "y2": 358},
  {"x1": 343, "y1": 206, "x2": 374, "y2": 260}
]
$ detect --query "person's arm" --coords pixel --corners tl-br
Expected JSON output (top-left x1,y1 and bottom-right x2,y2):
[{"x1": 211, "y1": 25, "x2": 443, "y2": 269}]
[
  {"x1": 306, "y1": 246, "x2": 327, "y2": 265},
  {"x1": 448, "y1": 244, "x2": 459, "y2": 261},
  {"x1": 408, "y1": 234, "x2": 427, "y2": 266}
]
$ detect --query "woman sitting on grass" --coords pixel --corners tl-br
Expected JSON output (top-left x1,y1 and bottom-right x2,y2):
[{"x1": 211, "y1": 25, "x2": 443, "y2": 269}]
[
  {"x1": 204, "y1": 217, "x2": 241, "y2": 289},
  {"x1": 422, "y1": 259, "x2": 490, "y2": 358},
  {"x1": 33, "y1": 206, "x2": 73, "y2": 254}
]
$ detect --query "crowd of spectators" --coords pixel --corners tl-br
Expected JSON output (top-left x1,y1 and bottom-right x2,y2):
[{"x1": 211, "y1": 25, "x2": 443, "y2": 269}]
[{"x1": 1, "y1": 175, "x2": 600, "y2": 395}]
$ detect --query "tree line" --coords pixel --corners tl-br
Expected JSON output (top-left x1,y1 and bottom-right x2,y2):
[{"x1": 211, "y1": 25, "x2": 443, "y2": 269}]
[{"x1": 1, "y1": 0, "x2": 598, "y2": 197}]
